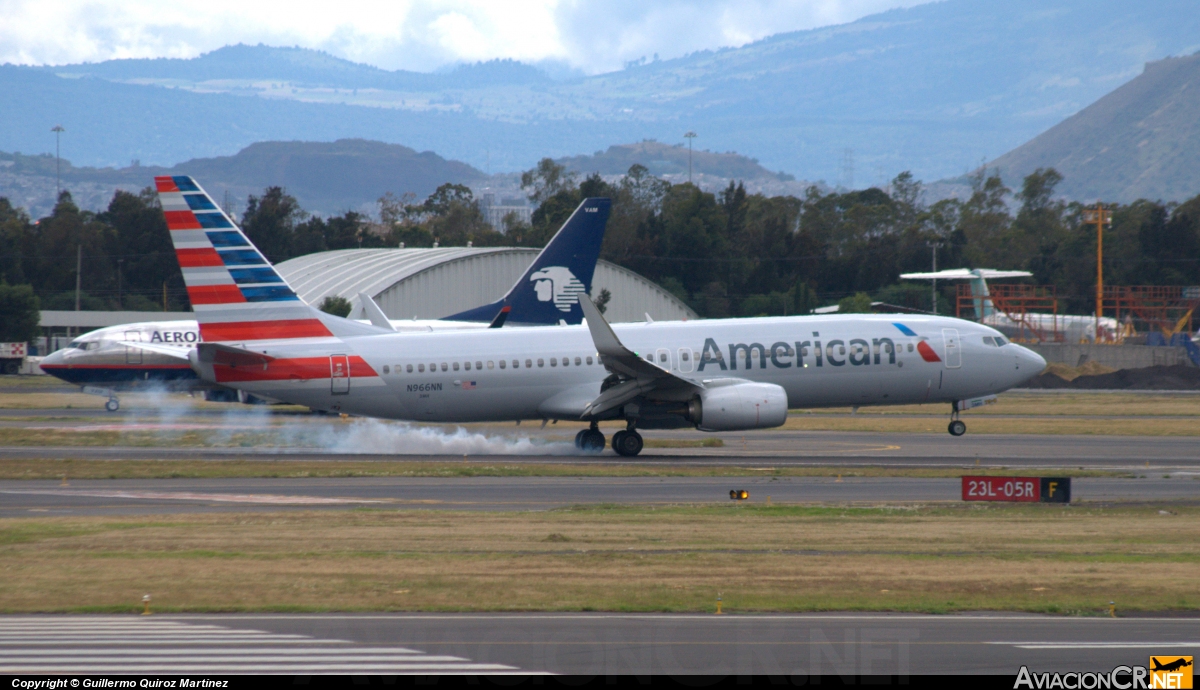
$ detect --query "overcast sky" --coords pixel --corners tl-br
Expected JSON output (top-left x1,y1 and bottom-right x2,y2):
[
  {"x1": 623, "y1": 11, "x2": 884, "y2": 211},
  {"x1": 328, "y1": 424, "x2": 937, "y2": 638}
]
[{"x1": 0, "y1": 0, "x2": 930, "y2": 74}]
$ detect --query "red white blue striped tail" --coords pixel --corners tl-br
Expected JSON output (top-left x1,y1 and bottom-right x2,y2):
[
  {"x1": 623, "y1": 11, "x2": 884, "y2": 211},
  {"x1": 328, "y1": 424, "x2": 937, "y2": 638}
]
[{"x1": 156, "y1": 175, "x2": 337, "y2": 344}]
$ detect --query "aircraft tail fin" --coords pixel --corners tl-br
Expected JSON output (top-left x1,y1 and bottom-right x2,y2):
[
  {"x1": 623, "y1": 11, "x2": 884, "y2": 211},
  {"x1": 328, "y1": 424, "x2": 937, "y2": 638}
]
[
  {"x1": 155, "y1": 175, "x2": 380, "y2": 343},
  {"x1": 442, "y1": 197, "x2": 611, "y2": 326},
  {"x1": 968, "y1": 270, "x2": 995, "y2": 319}
]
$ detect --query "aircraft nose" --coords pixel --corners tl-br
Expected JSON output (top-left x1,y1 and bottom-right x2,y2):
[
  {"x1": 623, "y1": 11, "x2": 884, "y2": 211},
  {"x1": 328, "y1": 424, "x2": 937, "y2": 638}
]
[
  {"x1": 41, "y1": 349, "x2": 66, "y2": 367},
  {"x1": 1015, "y1": 344, "x2": 1046, "y2": 373}
]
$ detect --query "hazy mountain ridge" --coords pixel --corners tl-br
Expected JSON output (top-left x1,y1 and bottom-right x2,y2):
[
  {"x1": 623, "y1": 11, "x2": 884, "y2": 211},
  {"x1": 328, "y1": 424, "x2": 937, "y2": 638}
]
[
  {"x1": 48, "y1": 44, "x2": 551, "y2": 90},
  {"x1": 2, "y1": 0, "x2": 1198, "y2": 190},
  {"x1": 989, "y1": 52, "x2": 1200, "y2": 202},
  {"x1": 557, "y1": 141, "x2": 793, "y2": 180},
  {"x1": 0, "y1": 139, "x2": 485, "y2": 218}
]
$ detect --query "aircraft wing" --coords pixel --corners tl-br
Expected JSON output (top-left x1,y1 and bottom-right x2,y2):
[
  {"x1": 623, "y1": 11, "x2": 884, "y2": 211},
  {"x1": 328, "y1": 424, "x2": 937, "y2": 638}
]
[
  {"x1": 577, "y1": 292, "x2": 703, "y2": 418},
  {"x1": 900, "y1": 268, "x2": 1032, "y2": 280}
]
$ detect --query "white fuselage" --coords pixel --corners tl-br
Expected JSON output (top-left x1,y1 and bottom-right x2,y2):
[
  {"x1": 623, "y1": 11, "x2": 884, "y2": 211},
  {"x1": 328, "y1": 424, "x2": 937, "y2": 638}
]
[{"x1": 203, "y1": 314, "x2": 1046, "y2": 424}]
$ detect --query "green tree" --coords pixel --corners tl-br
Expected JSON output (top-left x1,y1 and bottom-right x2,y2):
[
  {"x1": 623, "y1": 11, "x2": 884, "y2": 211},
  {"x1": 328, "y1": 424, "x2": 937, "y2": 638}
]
[
  {"x1": 242, "y1": 187, "x2": 306, "y2": 262},
  {"x1": 0, "y1": 282, "x2": 40, "y2": 342},
  {"x1": 592, "y1": 288, "x2": 611, "y2": 314},
  {"x1": 318, "y1": 295, "x2": 352, "y2": 318},
  {"x1": 838, "y1": 292, "x2": 874, "y2": 313},
  {"x1": 521, "y1": 158, "x2": 578, "y2": 205}
]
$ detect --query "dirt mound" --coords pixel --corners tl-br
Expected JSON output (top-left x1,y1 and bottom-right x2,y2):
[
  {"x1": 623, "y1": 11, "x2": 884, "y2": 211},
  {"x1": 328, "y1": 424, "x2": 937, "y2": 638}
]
[
  {"x1": 1025, "y1": 365, "x2": 1200, "y2": 390},
  {"x1": 1041, "y1": 361, "x2": 1118, "y2": 381}
]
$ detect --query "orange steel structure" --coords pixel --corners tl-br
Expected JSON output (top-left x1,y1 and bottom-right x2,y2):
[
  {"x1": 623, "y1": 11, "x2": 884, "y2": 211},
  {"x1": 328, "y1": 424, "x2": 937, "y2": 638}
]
[
  {"x1": 1102, "y1": 285, "x2": 1200, "y2": 337},
  {"x1": 956, "y1": 283, "x2": 1062, "y2": 342}
]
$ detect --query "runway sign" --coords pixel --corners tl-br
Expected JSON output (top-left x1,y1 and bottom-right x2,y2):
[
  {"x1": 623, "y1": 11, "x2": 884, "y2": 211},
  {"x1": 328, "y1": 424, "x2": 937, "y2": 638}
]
[{"x1": 962, "y1": 476, "x2": 1070, "y2": 503}]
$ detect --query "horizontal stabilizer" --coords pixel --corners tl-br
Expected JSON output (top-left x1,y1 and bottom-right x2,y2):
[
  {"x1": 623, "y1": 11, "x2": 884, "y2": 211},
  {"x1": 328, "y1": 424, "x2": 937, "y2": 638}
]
[
  {"x1": 358, "y1": 292, "x2": 396, "y2": 331},
  {"x1": 196, "y1": 343, "x2": 275, "y2": 370}
]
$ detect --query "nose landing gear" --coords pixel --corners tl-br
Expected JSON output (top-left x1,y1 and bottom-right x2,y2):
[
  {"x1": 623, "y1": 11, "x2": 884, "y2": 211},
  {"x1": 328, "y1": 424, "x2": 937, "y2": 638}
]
[{"x1": 948, "y1": 401, "x2": 966, "y2": 436}]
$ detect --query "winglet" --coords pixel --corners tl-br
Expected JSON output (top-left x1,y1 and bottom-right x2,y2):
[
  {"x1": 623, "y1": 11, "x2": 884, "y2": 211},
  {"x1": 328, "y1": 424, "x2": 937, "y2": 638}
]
[
  {"x1": 358, "y1": 293, "x2": 396, "y2": 332},
  {"x1": 578, "y1": 290, "x2": 631, "y2": 357},
  {"x1": 488, "y1": 304, "x2": 512, "y2": 329}
]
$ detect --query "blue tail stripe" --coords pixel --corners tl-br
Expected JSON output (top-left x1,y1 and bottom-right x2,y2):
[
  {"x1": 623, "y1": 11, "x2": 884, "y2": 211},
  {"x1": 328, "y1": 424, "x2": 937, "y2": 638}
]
[
  {"x1": 207, "y1": 231, "x2": 250, "y2": 248},
  {"x1": 218, "y1": 249, "x2": 268, "y2": 266},
  {"x1": 893, "y1": 323, "x2": 918, "y2": 336},
  {"x1": 184, "y1": 194, "x2": 218, "y2": 211},
  {"x1": 240, "y1": 286, "x2": 299, "y2": 301},
  {"x1": 229, "y1": 268, "x2": 284, "y2": 284},
  {"x1": 172, "y1": 176, "x2": 199, "y2": 192},
  {"x1": 195, "y1": 213, "x2": 234, "y2": 229}
]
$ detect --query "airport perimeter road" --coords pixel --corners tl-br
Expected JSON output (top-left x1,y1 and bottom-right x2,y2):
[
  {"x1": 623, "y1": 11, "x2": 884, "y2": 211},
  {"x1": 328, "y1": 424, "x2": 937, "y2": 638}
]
[
  {"x1": 3, "y1": 613, "x2": 1198, "y2": 675},
  {"x1": 2, "y1": 430, "x2": 1199, "y2": 469},
  {"x1": 1, "y1": 475, "x2": 1195, "y2": 516}
]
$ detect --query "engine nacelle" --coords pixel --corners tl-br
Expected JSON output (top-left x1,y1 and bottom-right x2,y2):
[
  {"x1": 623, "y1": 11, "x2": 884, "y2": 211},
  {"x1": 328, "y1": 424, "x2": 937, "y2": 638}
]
[{"x1": 689, "y1": 382, "x2": 789, "y2": 431}]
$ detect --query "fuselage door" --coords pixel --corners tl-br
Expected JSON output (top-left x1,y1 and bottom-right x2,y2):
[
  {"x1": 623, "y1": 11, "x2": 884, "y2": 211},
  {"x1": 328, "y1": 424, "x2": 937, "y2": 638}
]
[
  {"x1": 942, "y1": 329, "x2": 962, "y2": 369},
  {"x1": 655, "y1": 348, "x2": 672, "y2": 371},
  {"x1": 123, "y1": 330, "x2": 143, "y2": 365},
  {"x1": 330, "y1": 354, "x2": 351, "y2": 394},
  {"x1": 677, "y1": 348, "x2": 694, "y2": 373}
]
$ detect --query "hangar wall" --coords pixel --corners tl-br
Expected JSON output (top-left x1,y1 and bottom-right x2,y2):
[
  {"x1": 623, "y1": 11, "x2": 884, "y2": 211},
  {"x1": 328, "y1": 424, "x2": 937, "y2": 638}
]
[{"x1": 276, "y1": 248, "x2": 697, "y2": 323}]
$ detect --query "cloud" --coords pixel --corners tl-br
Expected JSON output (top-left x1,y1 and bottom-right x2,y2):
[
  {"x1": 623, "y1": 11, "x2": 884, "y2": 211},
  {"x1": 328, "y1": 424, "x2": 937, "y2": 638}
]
[{"x1": 0, "y1": 0, "x2": 927, "y2": 74}]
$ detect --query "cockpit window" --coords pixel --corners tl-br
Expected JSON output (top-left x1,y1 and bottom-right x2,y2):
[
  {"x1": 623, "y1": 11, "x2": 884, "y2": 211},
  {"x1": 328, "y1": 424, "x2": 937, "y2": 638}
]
[{"x1": 982, "y1": 336, "x2": 1009, "y2": 347}]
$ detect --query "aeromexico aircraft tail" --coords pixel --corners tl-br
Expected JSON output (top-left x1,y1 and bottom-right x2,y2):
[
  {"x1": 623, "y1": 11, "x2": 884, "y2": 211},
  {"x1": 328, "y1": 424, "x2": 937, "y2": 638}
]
[
  {"x1": 442, "y1": 197, "x2": 611, "y2": 326},
  {"x1": 155, "y1": 175, "x2": 380, "y2": 344}
]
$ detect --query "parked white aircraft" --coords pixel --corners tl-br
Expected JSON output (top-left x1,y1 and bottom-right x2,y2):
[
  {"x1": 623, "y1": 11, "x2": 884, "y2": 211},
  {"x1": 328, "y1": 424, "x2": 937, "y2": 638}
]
[
  {"x1": 900, "y1": 268, "x2": 1120, "y2": 342},
  {"x1": 139, "y1": 176, "x2": 1045, "y2": 454}
]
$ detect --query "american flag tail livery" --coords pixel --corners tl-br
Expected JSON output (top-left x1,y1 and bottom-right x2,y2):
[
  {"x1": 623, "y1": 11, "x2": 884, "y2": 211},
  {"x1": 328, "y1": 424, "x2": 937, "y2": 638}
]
[{"x1": 155, "y1": 175, "x2": 378, "y2": 344}]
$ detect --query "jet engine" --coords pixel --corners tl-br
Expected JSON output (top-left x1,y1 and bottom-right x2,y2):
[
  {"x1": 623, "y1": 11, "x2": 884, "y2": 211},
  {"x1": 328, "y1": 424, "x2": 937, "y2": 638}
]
[{"x1": 686, "y1": 382, "x2": 788, "y2": 431}]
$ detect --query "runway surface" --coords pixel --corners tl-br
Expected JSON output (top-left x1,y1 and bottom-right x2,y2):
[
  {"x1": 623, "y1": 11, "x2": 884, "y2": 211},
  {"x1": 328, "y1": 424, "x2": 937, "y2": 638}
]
[
  {"x1": 2, "y1": 429, "x2": 1199, "y2": 470},
  {"x1": 2, "y1": 475, "x2": 1195, "y2": 516},
  {"x1": 3, "y1": 613, "x2": 1198, "y2": 675}
]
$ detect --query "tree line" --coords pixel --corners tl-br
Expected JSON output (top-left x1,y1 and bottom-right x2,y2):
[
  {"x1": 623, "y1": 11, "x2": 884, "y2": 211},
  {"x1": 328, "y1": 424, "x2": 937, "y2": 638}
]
[{"x1": 2, "y1": 162, "x2": 1200, "y2": 342}]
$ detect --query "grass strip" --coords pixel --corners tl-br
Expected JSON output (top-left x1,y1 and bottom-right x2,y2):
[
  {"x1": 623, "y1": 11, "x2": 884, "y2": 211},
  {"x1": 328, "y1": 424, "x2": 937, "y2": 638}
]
[
  {"x1": 1, "y1": 503, "x2": 1195, "y2": 614},
  {"x1": 0, "y1": 458, "x2": 1132, "y2": 480}
]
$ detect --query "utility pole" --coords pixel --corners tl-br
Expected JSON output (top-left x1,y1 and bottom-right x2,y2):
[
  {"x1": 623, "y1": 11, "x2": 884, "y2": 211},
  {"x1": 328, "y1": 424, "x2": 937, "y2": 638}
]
[
  {"x1": 51, "y1": 125, "x2": 65, "y2": 199},
  {"x1": 74, "y1": 244, "x2": 82, "y2": 314},
  {"x1": 1083, "y1": 203, "x2": 1112, "y2": 341},
  {"x1": 117, "y1": 258, "x2": 124, "y2": 309},
  {"x1": 684, "y1": 131, "x2": 697, "y2": 184},
  {"x1": 926, "y1": 241, "x2": 944, "y2": 314}
]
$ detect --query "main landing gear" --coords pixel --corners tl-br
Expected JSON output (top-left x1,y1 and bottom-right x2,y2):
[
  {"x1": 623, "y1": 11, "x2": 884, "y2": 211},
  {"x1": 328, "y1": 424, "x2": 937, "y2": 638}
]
[
  {"x1": 948, "y1": 402, "x2": 966, "y2": 436},
  {"x1": 573, "y1": 422, "x2": 644, "y2": 456},
  {"x1": 611, "y1": 427, "x2": 644, "y2": 457},
  {"x1": 574, "y1": 423, "x2": 606, "y2": 454}
]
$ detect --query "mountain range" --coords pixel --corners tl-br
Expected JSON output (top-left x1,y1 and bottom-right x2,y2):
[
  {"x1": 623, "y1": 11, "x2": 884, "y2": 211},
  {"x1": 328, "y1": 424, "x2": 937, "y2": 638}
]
[
  {"x1": 989, "y1": 51, "x2": 1200, "y2": 202},
  {"x1": 2, "y1": 0, "x2": 1197, "y2": 190}
]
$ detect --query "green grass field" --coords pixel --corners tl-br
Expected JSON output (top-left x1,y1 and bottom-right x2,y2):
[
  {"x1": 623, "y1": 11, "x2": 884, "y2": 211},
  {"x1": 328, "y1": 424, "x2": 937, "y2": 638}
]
[{"x1": 2, "y1": 504, "x2": 1195, "y2": 614}]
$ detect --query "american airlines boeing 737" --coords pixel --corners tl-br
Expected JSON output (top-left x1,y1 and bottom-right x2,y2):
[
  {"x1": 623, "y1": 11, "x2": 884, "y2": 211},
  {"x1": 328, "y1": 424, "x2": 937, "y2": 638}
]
[{"x1": 145, "y1": 175, "x2": 1046, "y2": 455}]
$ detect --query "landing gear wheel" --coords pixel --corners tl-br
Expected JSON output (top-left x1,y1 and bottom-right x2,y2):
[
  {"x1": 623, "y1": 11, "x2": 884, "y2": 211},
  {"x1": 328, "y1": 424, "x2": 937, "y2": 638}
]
[
  {"x1": 574, "y1": 429, "x2": 588, "y2": 449},
  {"x1": 105, "y1": 399, "x2": 120, "y2": 412},
  {"x1": 948, "y1": 420, "x2": 966, "y2": 436},
  {"x1": 580, "y1": 429, "x2": 606, "y2": 453},
  {"x1": 612, "y1": 430, "x2": 644, "y2": 457}
]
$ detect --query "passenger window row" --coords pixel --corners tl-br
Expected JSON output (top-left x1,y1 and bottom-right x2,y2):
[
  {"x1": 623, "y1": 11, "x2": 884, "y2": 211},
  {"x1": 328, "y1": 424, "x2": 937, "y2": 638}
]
[{"x1": 381, "y1": 356, "x2": 597, "y2": 375}]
